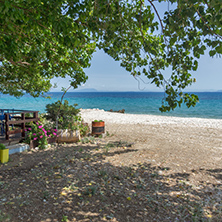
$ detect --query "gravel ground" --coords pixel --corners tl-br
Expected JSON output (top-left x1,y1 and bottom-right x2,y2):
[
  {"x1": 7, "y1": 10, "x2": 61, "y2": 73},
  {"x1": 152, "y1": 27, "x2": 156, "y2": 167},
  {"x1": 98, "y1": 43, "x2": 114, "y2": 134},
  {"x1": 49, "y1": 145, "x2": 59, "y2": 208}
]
[
  {"x1": 0, "y1": 109, "x2": 221, "y2": 221},
  {"x1": 80, "y1": 108, "x2": 222, "y2": 128},
  {"x1": 81, "y1": 108, "x2": 222, "y2": 182}
]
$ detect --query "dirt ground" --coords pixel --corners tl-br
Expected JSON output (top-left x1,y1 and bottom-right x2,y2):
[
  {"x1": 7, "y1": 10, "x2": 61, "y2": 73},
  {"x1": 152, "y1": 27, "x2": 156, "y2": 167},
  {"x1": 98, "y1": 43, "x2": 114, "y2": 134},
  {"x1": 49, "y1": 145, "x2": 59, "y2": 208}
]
[{"x1": 0, "y1": 122, "x2": 222, "y2": 221}]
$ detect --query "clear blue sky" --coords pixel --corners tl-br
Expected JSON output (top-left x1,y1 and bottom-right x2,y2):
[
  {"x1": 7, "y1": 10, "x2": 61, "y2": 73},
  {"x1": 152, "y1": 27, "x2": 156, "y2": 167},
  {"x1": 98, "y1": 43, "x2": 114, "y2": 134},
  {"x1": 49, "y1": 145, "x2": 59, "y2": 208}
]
[
  {"x1": 51, "y1": 1, "x2": 222, "y2": 93},
  {"x1": 51, "y1": 49, "x2": 222, "y2": 92}
]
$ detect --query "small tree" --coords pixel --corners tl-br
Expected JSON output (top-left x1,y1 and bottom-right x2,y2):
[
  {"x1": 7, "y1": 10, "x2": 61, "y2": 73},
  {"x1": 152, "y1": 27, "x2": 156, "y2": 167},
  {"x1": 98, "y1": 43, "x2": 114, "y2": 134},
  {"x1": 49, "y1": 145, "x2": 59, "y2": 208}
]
[{"x1": 45, "y1": 100, "x2": 80, "y2": 128}]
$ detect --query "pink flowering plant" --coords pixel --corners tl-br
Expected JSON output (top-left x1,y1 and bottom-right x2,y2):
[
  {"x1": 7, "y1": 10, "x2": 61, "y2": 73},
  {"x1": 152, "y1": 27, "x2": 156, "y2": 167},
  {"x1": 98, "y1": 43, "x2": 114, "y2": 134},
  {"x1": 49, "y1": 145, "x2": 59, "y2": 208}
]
[{"x1": 25, "y1": 121, "x2": 57, "y2": 149}]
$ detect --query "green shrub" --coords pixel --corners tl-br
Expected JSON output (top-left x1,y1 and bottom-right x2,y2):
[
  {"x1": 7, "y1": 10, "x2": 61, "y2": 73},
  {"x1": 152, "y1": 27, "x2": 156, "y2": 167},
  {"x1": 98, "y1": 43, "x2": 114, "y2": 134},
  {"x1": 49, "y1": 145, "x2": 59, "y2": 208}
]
[
  {"x1": 83, "y1": 186, "x2": 97, "y2": 196},
  {"x1": 24, "y1": 121, "x2": 57, "y2": 150},
  {"x1": 0, "y1": 143, "x2": 6, "y2": 150},
  {"x1": 45, "y1": 100, "x2": 80, "y2": 127},
  {"x1": 45, "y1": 100, "x2": 89, "y2": 136},
  {"x1": 93, "y1": 120, "x2": 104, "y2": 122},
  {"x1": 79, "y1": 122, "x2": 90, "y2": 137}
]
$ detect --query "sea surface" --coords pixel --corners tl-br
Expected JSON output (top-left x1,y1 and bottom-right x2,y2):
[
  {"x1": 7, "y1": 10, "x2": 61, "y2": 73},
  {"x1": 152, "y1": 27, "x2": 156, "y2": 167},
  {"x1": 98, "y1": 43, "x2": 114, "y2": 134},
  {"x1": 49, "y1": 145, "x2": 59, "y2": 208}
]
[{"x1": 0, "y1": 92, "x2": 222, "y2": 119}]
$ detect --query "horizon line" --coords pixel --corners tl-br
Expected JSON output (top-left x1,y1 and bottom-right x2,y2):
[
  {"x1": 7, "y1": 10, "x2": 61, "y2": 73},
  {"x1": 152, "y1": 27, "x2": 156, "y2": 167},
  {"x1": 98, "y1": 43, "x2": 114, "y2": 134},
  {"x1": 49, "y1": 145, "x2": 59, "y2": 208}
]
[{"x1": 48, "y1": 90, "x2": 222, "y2": 93}]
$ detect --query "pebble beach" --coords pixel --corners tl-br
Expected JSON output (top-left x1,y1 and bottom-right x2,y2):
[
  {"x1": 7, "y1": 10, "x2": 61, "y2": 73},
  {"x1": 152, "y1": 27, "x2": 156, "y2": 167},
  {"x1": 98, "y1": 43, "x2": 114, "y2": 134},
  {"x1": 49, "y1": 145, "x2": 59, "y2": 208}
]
[
  {"x1": 81, "y1": 108, "x2": 222, "y2": 173},
  {"x1": 81, "y1": 108, "x2": 222, "y2": 129}
]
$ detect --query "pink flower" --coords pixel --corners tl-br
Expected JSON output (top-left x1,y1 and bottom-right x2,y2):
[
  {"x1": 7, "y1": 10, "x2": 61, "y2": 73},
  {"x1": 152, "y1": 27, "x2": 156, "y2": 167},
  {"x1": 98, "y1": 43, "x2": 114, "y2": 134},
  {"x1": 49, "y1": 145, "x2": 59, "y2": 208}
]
[
  {"x1": 28, "y1": 128, "x2": 31, "y2": 131},
  {"x1": 48, "y1": 130, "x2": 51, "y2": 133},
  {"x1": 54, "y1": 129, "x2": 58, "y2": 132},
  {"x1": 40, "y1": 135, "x2": 43, "y2": 138},
  {"x1": 53, "y1": 132, "x2": 57, "y2": 136},
  {"x1": 49, "y1": 135, "x2": 51, "y2": 137},
  {"x1": 25, "y1": 129, "x2": 27, "y2": 131},
  {"x1": 33, "y1": 137, "x2": 37, "y2": 140},
  {"x1": 33, "y1": 133, "x2": 36, "y2": 136},
  {"x1": 39, "y1": 132, "x2": 42, "y2": 134},
  {"x1": 36, "y1": 122, "x2": 39, "y2": 125},
  {"x1": 38, "y1": 125, "x2": 43, "y2": 129}
]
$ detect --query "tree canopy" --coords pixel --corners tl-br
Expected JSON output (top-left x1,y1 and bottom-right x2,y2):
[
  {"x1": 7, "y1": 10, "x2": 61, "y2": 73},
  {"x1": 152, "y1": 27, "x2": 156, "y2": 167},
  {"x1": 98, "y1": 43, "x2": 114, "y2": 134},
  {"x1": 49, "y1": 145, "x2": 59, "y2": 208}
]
[{"x1": 0, "y1": 0, "x2": 221, "y2": 111}]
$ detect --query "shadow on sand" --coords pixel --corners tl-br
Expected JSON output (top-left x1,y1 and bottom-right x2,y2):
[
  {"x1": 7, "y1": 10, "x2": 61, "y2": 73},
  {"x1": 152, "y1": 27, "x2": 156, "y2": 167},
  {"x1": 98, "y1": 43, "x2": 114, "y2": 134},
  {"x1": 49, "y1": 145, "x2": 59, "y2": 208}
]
[{"x1": 0, "y1": 141, "x2": 221, "y2": 221}]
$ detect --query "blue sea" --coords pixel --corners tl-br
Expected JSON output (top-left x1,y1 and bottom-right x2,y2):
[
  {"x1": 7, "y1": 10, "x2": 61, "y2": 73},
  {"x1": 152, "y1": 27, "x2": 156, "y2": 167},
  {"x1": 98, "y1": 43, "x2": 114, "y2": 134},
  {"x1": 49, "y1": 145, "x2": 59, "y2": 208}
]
[{"x1": 0, "y1": 92, "x2": 222, "y2": 119}]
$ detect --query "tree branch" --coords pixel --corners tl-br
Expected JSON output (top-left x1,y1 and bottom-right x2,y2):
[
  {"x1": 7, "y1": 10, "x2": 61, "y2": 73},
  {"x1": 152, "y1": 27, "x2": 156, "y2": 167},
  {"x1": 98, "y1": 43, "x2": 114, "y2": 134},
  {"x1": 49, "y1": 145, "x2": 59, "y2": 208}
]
[
  {"x1": 203, "y1": 0, "x2": 210, "y2": 8},
  {"x1": 146, "y1": 0, "x2": 169, "y2": 51},
  {"x1": 8, "y1": 60, "x2": 30, "y2": 67},
  {"x1": 147, "y1": 0, "x2": 165, "y2": 34},
  {"x1": 196, "y1": 9, "x2": 222, "y2": 40}
]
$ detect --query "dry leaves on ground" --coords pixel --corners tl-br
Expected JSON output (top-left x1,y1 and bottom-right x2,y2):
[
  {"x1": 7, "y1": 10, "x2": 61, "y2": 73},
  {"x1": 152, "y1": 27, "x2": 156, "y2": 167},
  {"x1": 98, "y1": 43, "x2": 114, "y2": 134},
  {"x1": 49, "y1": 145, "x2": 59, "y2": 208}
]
[{"x1": 0, "y1": 135, "x2": 222, "y2": 222}]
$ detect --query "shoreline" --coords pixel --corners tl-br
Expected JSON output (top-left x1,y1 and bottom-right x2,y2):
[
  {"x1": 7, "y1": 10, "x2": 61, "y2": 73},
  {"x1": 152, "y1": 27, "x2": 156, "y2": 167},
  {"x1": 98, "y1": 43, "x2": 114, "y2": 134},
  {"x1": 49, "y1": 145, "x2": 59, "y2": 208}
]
[{"x1": 80, "y1": 108, "x2": 222, "y2": 129}]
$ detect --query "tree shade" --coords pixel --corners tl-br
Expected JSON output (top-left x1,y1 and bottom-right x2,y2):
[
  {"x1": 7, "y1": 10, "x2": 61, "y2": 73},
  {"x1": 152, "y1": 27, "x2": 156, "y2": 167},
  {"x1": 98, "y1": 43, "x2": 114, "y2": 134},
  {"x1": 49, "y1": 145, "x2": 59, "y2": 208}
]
[{"x1": 0, "y1": 0, "x2": 221, "y2": 111}]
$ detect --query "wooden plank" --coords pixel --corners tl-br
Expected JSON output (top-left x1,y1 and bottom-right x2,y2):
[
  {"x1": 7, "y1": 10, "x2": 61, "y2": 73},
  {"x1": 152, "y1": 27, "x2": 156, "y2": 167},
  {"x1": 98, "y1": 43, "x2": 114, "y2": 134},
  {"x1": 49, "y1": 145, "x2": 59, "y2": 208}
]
[
  {"x1": 7, "y1": 129, "x2": 24, "y2": 135},
  {"x1": 12, "y1": 116, "x2": 37, "y2": 120},
  {"x1": 6, "y1": 118, "x2": 39, "y2": 125},
  {"x1": 5, "y1": 114, "x2": 9, "y2": 140},
  {"x1": 21, "y1": 113, "x2": 25, "y2": 137},
  {"x1": 6, "y1": 111, "x2": 37, "y2": 115}
]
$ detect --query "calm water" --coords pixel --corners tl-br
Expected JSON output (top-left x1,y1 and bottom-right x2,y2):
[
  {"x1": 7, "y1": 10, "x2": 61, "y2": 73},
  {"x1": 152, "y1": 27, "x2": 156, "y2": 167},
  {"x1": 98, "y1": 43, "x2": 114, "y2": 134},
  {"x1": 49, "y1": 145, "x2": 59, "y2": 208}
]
[{"x1": 0, "y1": 92, "x2": 222, "y2": 119}]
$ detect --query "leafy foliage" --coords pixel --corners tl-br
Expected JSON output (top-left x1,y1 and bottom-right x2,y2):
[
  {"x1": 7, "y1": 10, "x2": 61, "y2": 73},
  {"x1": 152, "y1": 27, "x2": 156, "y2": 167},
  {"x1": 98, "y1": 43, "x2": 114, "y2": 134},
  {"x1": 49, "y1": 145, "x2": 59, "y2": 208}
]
[
  {"x1": 0, "y1": 0, "x2": 221, "y2": 111},
  {"x1": 45, "y1": 100, "x2": 79, "y2": 124},
  {"x1": 45, "y1": 100, "x2": 89, "y2": 136},
  {"x1": 24, "y1": 121, "x2": 57, "y2": 149},
  {"x1": 0, "y1": 143, "x2": 6, "y2": 150}
]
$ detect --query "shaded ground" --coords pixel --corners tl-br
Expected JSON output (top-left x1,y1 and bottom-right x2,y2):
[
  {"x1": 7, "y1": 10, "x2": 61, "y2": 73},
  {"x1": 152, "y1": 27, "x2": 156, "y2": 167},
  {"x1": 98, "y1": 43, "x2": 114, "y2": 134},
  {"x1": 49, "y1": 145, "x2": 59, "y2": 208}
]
[
  {"x1": 0, "y1": 122, "x2": 222, "y2": 221},
  {"x1": 0, "y1": 133, "x2": 21, "y2": 146}
]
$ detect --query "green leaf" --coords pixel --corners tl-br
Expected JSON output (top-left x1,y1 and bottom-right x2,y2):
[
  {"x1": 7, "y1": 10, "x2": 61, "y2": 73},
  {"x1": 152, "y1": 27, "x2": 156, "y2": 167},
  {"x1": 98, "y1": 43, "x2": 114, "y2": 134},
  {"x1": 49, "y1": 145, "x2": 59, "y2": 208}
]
[{"x1": 209, "y1": 50, "x2": 216, "y2": 57}]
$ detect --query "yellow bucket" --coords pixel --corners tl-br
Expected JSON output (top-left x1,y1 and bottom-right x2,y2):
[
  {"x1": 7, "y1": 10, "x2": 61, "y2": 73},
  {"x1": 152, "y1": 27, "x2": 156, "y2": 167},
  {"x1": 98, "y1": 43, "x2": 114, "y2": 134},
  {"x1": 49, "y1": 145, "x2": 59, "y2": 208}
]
[{"x1": 0, "y1": 149, "x2": 9, "y2": 163}]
